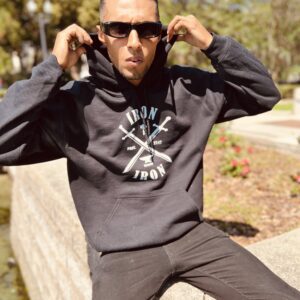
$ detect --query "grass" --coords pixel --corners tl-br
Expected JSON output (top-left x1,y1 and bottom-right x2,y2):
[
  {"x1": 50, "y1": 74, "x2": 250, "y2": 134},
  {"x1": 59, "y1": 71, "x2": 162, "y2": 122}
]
[
  {"x1": 0, "y1": 174, "x2": 12, "y2": 224},
  {"x1": 273, "y1": 101, "x2": 293, "y2": 112},
  {"x1": 205, "y1": 193, "x2": 261, "y2": 225}
]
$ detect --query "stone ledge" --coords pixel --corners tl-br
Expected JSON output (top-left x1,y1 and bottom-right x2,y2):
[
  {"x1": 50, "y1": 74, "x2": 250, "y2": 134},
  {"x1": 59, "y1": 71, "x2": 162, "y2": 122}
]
[
  {"x1": 7, "y1": 159, "x2": 300, "y2": 299},
  {"x1": 247, "y1": 228, "x2": 300, "y2": 290}
]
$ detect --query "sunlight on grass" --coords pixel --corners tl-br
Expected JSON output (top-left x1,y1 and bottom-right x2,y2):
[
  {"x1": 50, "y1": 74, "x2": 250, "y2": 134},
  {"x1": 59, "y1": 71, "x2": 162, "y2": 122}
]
[
  {"x1": 0, "y1": 174, "x2": 12, "y2": 224},
  {"x1": 204, "y1": 193, "x2": 260, "y2": 225},
  {"x1": 273, "y1": 101, "x2": 293, "y2": 111}
]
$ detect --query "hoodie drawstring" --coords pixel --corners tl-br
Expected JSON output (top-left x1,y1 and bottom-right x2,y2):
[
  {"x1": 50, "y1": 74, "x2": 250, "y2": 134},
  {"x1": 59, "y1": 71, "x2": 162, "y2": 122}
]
[{"x1": 139, "y1": 88, "x2": 154, "y2": 163}]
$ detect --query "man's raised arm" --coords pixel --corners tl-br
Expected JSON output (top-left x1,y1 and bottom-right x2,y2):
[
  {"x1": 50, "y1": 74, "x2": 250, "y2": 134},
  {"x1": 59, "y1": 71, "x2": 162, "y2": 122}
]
[
  {"x1": 167, "y1": 15, "x2": 281, "y2": 123},
  {"x1": 0, "y1": 24, "x2": 93, "y2": 166}
]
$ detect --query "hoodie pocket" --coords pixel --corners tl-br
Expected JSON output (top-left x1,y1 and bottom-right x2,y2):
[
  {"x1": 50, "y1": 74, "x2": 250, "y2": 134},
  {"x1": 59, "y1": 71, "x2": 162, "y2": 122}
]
[{"x1": 96, "y1": 188, "x2": 200, "y2": 252}]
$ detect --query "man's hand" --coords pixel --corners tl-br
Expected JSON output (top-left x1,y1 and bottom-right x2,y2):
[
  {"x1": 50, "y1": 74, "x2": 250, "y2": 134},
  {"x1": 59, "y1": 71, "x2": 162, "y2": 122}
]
[
  {"x1": 167, "y1": 15, "x2": 213, "y2": 50},
  {"x1": 52, "y1": 24, "x2": 93, "y2": 70}
]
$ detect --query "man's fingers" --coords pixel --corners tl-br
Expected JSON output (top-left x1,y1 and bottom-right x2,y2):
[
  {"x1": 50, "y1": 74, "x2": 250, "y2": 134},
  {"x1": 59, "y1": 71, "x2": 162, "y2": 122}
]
[
  {"x1": 167, "y1": 15, "x2": 182, "y2": 34},
  {"x1": 75, "y1": 46, "x2": 87, "y2": 57},
  {"x1": 173, "y1": 20, "x2": 187, "y2": 35},
  {"x1": 167, "y1": 15, "x2": 180, "y2": 41},
  {"x1": 52, "y1": 23, "x2": 92, "y2": 70},
  {"x1": 66, "y1": 24, "x2": 93, "y2": 45},
  {"x1": 167, "y1": 16, "x2": 188, "y2": 42}
]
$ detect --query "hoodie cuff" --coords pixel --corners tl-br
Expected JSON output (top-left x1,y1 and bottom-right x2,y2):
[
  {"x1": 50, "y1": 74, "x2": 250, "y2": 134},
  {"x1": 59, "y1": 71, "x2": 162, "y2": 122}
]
[
  {"x1": 32, "y1": 54, "x2": 65, "y2": 80},
  {"x1": 201, "y1": 33, "x2": 231, "y2": 64}
]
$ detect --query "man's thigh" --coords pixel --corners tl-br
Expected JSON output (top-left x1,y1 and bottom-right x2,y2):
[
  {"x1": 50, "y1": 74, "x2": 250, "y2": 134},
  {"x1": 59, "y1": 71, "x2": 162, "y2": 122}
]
[
  {"x1": 86, "y1": 242, "x2": 173, "y2": 300},
  {"x1": 164, "y1": 222, "x2": 300, "y2": 300}
]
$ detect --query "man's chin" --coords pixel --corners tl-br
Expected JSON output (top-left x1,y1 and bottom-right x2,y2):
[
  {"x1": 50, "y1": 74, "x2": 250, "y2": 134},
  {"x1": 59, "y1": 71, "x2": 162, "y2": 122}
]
[{"x1": 120, "y1": 70, "x2": 145, "y2": 84}]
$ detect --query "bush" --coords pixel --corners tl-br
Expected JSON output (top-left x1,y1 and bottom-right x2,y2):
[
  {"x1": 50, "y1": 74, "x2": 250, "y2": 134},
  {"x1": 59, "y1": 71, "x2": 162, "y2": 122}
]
[
  {"x1": 0, "y1": 89, "x2": 7, "y2": 98},
  {"x1": 220, "y1": 146, "x2": 253, "y2": 178},
  {"x1": 208, "y1": 125, "x2": 241, "y2": 149},
  {"x1": 277, "y1": 84, "x2": 300, "y2": 99},
  {"x1": 208, "y1": 125, "x2": 254, "y2": 179}
]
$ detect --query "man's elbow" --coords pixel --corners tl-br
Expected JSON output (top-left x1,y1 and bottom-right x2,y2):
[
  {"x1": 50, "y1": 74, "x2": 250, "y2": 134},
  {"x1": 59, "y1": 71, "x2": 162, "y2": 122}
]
[{"x1": 262, "y1": 84, "x2": 282, "y2": 111}]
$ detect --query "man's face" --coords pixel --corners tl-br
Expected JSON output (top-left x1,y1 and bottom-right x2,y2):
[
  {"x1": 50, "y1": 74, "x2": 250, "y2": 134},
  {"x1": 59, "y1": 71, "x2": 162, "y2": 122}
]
[{"x1": 97, "y1": 0, "x2": 161, "y2": 86}]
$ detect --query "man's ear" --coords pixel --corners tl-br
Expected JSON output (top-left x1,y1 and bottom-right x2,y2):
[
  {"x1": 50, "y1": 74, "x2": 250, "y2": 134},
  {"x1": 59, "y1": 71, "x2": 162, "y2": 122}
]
[{"x1": 96, "y1": 25, "x2": 106, "y2": 45}]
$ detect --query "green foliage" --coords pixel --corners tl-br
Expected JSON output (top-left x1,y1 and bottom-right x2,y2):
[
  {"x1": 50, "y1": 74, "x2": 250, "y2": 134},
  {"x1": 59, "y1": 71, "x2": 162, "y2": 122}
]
[
  {"x1": 220, "y1": 149, "x2": 252, "y2": 179},
  {"x1": 0, "y1": 89, "x2": 7, "y2": 98},
  {"x1": 0, "y1": 0, "x2": 299, "y2": 85},
  {"x1": 277, "y1": 84, "x2": 300, "y2": 99},
  {"x1": 77, "y1": 0, "x2": 100, "y2": 29},
  {"x1": 273, "y1": 101, "x2": 293, "y2": 112},
  {"x1": 208, "y1": 125, "x2": 240, "y2": 149},
  {"x1": 0, "y1": 48, "x2": 12, "y2": 76},
  {"x1": 208, "y1": 125, "x2": 254, "y2": 178},
  {"x1": 160, "y1": 0, "x2": 300, "y2": 82}
]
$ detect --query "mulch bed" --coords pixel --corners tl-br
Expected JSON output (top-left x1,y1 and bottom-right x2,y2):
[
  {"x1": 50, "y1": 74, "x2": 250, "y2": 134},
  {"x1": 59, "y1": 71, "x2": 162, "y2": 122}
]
[{"x1": 203, "y1": 142, "x2": 300, "y2": 246}]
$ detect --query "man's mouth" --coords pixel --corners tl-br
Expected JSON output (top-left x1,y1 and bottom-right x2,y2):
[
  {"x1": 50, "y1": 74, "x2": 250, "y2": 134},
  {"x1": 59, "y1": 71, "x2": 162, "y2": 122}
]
[{"x1": 126, "y1": 57, "x2": 143, "y2": 65}]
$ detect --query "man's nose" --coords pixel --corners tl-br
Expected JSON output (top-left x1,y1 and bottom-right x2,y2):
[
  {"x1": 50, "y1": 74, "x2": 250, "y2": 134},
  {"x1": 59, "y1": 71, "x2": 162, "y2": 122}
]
[{"x1": 127, "y1": 30, "x2": 142, "y2": 50}]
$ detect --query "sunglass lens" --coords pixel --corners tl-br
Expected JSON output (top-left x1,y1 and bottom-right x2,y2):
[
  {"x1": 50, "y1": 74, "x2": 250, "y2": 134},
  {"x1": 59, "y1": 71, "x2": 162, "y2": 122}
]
[
  {"x1": 109, "y1": 22, "x2": 130, "y2": 37},
  {"x1": 138, "y1": 23, "x2": 161, "y2": 38}
]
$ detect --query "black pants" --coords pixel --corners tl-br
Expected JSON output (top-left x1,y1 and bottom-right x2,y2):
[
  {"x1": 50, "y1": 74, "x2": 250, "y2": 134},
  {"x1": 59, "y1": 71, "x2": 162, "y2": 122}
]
[{"x1": 86, "y1": 221, "x2": 300, "y2": 300}]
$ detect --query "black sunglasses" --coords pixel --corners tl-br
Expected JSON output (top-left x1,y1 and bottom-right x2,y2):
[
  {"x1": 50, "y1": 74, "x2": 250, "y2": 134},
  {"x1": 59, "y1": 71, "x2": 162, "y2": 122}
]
[{"x1": 100, "y1": 21, "x2": 162, "y2": 39}]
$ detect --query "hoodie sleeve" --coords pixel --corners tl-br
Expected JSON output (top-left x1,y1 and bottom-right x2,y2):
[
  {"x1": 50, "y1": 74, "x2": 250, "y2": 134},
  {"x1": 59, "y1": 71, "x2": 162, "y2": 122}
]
[
  {"x1": 201, "y1": 33, "x2": 281, "y2": 123},
  {"x1": 0, "y1": 54, "x2": 67, "y2": 166}
]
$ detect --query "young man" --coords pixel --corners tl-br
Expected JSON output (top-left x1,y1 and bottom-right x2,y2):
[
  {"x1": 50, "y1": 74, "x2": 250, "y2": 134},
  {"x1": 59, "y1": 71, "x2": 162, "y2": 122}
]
[{"x1": 0, "y1": 0, "x2": 299, "y2": 299}]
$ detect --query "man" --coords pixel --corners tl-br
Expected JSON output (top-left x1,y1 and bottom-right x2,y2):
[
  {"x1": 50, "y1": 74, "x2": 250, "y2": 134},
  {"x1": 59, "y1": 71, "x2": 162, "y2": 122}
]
[{"x1": 0, "y1": 0, "x2": 299, "y2": 299}]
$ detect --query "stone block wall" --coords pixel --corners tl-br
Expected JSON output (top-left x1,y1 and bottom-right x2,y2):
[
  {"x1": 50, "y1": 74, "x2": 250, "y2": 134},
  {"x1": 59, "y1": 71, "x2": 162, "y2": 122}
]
[{"x1": 9, "y1": 159, "x2": 92, "y2": 300}]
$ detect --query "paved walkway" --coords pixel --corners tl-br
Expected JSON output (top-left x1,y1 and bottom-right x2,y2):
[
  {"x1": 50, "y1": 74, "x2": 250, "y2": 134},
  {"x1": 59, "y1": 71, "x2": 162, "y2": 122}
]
[{"x1": 227, "y1": 108, "x2": 300, "y2": 157}]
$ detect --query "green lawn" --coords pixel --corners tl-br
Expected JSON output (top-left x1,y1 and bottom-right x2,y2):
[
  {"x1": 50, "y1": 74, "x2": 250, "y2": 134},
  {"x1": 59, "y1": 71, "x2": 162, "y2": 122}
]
[
  {"x1": 0, "y1": 173, "x2": 11, "y2": 224},
  {"x1": 273, "y1": 101, "x2": 293, "y2": 111}
]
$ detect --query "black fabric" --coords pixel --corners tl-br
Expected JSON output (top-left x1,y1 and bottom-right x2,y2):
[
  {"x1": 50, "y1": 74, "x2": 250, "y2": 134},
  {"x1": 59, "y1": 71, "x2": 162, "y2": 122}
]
[{"x1": 86, "y1": 222, "x2": 300, "y2": 300}]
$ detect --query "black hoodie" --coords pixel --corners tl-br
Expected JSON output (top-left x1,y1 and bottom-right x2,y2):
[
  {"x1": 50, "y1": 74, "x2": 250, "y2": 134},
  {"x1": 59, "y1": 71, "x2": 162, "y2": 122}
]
[{"x1": 0, "y1": 27, "x2": 280, "y2": 252}]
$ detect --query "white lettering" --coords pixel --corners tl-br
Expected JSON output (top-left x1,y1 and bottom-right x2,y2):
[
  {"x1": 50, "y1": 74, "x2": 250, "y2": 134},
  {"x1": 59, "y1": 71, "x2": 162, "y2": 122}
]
[
  {"x1": 148, "y1": 107, "x2": 158, "y2": 120},
  {"x1": 150, "y1": 169, "x2": 158, "y2": 180},
  {"x1": 157, "y1": 164, "x2": 166, "y2": 177},
  {"x1": 133, "y1": 170, "x2": 140, "y2": 179},
  {"x1": 127, "y1": 146, "x2": 136, "y2": 151},
  {"x1": 132, "y1": 164, "x2": 167, "y2": 181},
  {"x1": 140, "y1": 106, "x2": 147, "y2": 119},
  {"x1": 140, "y1": 171, "x2": 148, "y2": 181},
  {"x1": 132, "y1": 109, "x2": 140, "y2": 123},
  {"x1": 126, "y1": 112, "x2": 134, "y2": 125},
  {"x1": 126, "y1": 106, "x2": 158, "y2": 126}
]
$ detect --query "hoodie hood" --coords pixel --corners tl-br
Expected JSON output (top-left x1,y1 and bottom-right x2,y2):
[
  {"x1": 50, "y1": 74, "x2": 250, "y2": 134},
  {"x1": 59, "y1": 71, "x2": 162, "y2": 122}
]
[{"x1": 83, "y1": 25, "x2": 178, "y2": 91}]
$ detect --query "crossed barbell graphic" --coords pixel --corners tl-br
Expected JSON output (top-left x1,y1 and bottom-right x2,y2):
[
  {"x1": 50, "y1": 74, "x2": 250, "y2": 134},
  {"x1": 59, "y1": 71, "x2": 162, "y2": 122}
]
[{"x1": 119, "y1": 116, "x2": 172, "y2": 173}]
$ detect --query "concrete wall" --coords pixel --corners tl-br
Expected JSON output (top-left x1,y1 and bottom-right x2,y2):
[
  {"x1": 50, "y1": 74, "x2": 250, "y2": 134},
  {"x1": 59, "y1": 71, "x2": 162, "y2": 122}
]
[
  {"x1": 9, "y1": 159, "x2": 92, "y2": 300},
  {"x1": 8, "y1": 159, "x2": 299, "y2": 300}
]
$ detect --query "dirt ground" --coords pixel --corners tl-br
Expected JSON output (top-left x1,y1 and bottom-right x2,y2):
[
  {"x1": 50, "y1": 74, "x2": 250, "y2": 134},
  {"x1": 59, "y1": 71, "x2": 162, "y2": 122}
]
[{"x1": 203, "y1": 142, "x2": 300, "y2": 246}]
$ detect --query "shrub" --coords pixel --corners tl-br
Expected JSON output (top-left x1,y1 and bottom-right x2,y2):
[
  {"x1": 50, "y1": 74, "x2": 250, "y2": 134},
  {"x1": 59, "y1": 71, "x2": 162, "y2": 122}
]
[
  {"x1": 0, "y1": 89, "x2": 7, "y2": 98},
  {"x1": 208, "y1": 125, "x2": 240, "y2": 149},
  {"x1": 220, "y1": 152, "x2": 252, "y2": 178},
  {"x1": 209, "y1": 125, "x2": 254, "y2": 179}
]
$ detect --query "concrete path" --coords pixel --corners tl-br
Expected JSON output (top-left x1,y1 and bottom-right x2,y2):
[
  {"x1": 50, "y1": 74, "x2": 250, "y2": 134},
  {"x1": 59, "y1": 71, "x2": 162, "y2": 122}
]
[{"x1": 227, "y1": 108, "x2": 300, "y2": 156}]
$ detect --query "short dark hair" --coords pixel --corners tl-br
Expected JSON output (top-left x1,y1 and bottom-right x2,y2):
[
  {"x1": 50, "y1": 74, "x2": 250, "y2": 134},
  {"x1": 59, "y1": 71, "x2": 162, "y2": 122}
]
[{"x1": 99, "y1": 0, "x2": 160, "y2": 21}]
